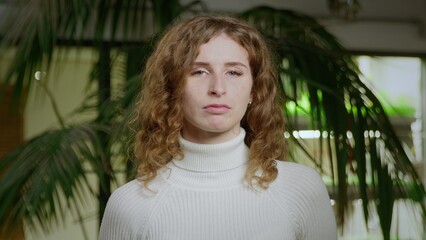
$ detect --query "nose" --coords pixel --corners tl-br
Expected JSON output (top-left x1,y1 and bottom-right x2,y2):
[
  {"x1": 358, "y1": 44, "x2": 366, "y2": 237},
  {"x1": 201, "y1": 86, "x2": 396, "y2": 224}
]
[{"x1": 209, "y1": 74, "x2": 226, "y2": 97}]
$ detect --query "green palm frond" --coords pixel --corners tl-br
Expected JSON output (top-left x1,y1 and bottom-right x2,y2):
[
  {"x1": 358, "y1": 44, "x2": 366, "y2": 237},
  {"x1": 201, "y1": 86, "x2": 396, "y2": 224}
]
[
  {"x1": 0, "y1": 0, "x2": 96, "y2": 105},
  {"x1": 0, "y1": 0, "x2": 205, "y2": 106},
  {"x1": 0, "y1": 123, "x2": 107, "y2": 234},
  {"x1": 239, "y1": 6, "x2": 426, "y2": 237},
  {"x1": 0, "y1": 0, "x2": 204, "y2": 236}
]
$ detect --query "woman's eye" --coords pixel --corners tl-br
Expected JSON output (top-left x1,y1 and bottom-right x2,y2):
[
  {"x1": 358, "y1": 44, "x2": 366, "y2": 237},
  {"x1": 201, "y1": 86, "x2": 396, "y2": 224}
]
[
  {"x1": 191, "y1": 70, "x2": 207, "y2": 76},
  {"x1": 227, "y1": 70, "x2": 242, "y2": 77}
]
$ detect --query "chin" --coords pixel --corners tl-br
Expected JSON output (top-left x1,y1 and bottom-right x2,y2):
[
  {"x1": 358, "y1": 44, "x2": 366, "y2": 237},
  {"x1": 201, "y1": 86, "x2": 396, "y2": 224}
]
[{"x1": 205, "y1": 126, "x2": 239, "y2": 134}]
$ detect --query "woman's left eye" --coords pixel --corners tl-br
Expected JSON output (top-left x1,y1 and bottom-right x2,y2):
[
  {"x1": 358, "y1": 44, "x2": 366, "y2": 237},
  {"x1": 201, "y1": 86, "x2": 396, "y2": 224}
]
[{"x1": 227, "y1": 70, "x2": 242, "y2": 77}]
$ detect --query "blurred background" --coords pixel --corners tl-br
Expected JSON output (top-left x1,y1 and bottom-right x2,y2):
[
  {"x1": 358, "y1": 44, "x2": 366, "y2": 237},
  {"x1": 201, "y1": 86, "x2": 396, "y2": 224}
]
[{"x1": 0, "y1": 0, "x2": 425, "y2": 239}]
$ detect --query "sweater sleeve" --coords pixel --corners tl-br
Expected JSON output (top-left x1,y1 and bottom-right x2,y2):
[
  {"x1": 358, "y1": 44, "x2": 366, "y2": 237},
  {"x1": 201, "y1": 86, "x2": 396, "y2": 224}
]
[
  {"x1": 98, "y1": 181, "x2": 141, "y2": 240},
  {"x1": 99, "y1": 179, "x2": 161, "y2": 240},
  {"x1": 272, "y1": 162, "x2": 337, "y2": 240}
]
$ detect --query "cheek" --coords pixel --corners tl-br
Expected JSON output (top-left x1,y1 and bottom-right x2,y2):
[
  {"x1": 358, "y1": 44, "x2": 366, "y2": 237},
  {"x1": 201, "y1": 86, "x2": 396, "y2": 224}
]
[
  {"x1": 235, "y1": 86, "x2": 252, "y2": 113},
  {"x1": 240, "y1": 80, "x2": 253, "y2": 101},
  {"x1": 181, "y1": 88, "x2": 198, "y2": 115},
  {"x1": 182, "y1": 82, "x2": 191, "y2": 102},
  {"x1": 182, "y1": 89, "x2": 194, "y2": 105}
]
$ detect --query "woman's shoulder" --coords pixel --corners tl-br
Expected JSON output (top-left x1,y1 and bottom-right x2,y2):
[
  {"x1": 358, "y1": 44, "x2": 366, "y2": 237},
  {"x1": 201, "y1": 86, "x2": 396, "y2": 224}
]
[
  {"x1": 274, "y1": 160, "x2": 322, "y2": 181},
  {"x1": 108, "y1": 178, "x2": 168, "y2": 207},
  {"x1": 111, "y1": 178, "x2": 143, "y2": 195},
  {"x1": 271, "y1": 160, "x2": 330, "y2": 199},
  {"x1": 270, "y1": 161, "x2": 337, "y2": 239},
  {"x1": 99, "y1": 178, "x2": 170, "y2": 238},
  {"x1": 104, "y1": 177, "x2": 171, "y2": 222},
  {"x1": 104, "y1": 179, "x2": 148, "y2": 215}
]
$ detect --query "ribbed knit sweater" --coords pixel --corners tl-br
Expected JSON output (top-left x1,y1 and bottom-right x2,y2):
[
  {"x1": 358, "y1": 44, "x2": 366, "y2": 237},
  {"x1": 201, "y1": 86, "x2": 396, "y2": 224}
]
[{"x1": 99, "y1": 129, "x2": 337, "y2": 240}]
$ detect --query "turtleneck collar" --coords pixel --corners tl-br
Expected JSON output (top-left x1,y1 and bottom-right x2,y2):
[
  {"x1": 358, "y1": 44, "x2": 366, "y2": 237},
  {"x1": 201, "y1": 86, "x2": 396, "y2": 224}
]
[{"x1": 172, "y1": 128, "x2": 249, "y2": 173}]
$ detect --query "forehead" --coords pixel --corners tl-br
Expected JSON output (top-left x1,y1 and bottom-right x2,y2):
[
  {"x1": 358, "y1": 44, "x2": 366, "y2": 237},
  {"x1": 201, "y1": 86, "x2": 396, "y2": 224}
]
[{"x1": 195, "y1": 33, "x2": 249, "y2": 63}]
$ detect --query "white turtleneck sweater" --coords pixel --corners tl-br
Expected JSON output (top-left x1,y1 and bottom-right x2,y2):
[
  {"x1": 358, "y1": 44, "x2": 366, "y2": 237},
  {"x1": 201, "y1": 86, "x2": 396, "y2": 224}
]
[{"x1": 99, "y1": 129, "x2": 337, "y2": 240}]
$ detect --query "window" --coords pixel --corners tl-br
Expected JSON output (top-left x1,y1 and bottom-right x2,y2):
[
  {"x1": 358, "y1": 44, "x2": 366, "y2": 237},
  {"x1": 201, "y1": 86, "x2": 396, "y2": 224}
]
[{"x1": 357, "y1": 56, "x2": 423, "y2": 163}]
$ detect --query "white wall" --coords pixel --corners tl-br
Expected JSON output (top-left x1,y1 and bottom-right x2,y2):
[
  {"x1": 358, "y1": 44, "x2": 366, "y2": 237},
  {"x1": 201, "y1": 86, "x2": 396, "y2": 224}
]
[
  {"x1": 23, "y1": 49, "x2": 97, "y2": 139},
  {"x1": 22, "y1": 48, "x2": 100, "y2": 240},
  {"x1": 18, "y1": 47, "x2": 129, "y2": 240}
]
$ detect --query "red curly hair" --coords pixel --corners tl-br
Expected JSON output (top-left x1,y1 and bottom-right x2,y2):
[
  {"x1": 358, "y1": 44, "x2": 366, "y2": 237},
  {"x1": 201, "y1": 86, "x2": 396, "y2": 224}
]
[{"x1": 134, "y1": 15, "x2": 286, "y2": 189}]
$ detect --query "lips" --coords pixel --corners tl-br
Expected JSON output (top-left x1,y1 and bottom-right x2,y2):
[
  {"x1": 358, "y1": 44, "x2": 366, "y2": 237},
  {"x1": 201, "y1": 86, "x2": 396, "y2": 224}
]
[{"x1": 203, "y1": 104, "x2": 231, "y2": 114}]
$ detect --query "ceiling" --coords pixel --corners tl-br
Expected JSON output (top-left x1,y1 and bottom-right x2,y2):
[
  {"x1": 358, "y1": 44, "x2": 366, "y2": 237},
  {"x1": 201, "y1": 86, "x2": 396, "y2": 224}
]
[
  {"x1": 191, "y1": 0, "x2": 426, "y2": 54},
  {"x1": 1, "y1": 0, "x2": 425, "y2": 53}
]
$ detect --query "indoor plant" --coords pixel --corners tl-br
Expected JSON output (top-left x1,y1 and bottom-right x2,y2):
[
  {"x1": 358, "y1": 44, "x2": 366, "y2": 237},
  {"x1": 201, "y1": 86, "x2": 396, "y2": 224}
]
[{"x1": 0, "y1": 1, "x2": 424, "y2": 239}]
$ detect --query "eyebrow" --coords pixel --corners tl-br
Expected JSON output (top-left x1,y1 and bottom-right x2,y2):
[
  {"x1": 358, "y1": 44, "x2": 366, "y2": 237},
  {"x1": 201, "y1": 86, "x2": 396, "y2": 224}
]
[{"x1": 193, "y1": 61, "x2": 249, "y2": 69}]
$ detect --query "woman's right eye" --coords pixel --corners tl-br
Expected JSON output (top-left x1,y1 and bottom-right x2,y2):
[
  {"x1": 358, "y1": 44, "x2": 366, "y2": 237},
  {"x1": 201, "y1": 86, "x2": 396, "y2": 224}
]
[{"x1": 191, "y1": 70, "x2": 207, "y2": 76}]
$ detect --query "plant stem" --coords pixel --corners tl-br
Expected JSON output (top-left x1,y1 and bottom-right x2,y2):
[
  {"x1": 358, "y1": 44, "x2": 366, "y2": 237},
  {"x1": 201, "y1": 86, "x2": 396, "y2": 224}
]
[{"x1": 35, "y1": 79, "x2": 66, "y2": 129}]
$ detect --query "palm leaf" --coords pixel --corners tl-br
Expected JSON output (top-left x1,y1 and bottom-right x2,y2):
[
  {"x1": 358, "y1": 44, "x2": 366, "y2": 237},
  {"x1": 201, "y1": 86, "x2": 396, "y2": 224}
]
[
  {"x1": 0, "y1": 123, "x2": 107, "y2": 235},
  {"x1": 239, "y1": 6, "x2": 426, "y2": 238},
  {"x1": 0, "y1": 0, "x2": 97, "y2": 106},
  {"x1": 0, "y1": 0, "x2": 204, "y2": 236}
]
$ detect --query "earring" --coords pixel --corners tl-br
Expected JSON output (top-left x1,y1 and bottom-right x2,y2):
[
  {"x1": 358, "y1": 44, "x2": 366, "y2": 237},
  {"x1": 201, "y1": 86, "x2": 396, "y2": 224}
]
[{"x1": 248, "y1": 101, "x2": 252, "y2": 105}]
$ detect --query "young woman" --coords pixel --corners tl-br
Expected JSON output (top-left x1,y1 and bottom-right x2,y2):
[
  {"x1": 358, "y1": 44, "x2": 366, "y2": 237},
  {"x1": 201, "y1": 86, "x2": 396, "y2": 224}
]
[{"x1": 99, "y1": 15, "x2": 337, "y2": 240}]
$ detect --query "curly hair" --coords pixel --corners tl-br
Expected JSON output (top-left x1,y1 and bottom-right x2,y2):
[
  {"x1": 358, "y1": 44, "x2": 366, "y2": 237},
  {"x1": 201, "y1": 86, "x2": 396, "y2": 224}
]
[{"x1": 134, "y1": 15, "x2": 286, "y2": 189}]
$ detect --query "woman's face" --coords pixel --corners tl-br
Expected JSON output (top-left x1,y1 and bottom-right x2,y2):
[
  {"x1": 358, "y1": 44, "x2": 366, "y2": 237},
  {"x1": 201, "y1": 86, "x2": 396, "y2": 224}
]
[{"x1": 181, "y1": 33, "x2": 253, "y2": 144}]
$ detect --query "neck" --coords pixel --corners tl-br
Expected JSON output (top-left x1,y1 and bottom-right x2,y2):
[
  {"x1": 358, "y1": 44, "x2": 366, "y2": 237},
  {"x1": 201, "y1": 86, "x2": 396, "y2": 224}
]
[
  {"x1": 164, "y1": 128, "x2": 249, "y2": 189},
  {"x1": 181, "y1": 124, "x2": 241, "y2": 144},
  {"x1": 173, "y1": 128, "x2": 248, "y2": 172}
]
